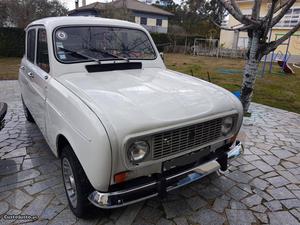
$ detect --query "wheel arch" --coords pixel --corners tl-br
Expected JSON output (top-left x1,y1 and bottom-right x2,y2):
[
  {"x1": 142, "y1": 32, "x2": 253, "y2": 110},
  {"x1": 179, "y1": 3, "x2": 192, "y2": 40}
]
[{"x1": 56, "y1": 134, "x2": 71, "y2": 158}]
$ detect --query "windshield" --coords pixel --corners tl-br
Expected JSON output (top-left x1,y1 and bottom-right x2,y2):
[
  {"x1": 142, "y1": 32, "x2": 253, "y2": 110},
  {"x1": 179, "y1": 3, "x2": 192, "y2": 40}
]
[{"x1": 54, "y1": 26, "x2": 157, "y2": 63}]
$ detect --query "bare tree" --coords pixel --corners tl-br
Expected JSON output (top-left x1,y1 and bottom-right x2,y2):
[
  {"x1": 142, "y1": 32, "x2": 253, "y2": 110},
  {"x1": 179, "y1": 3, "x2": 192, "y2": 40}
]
[
  {"x1": 212, "y1": 0, "x2": 300, "y2": 113},
  {"x1": 1, "y1": 0, "x2": 67, "y2": 28},
  {"x1": 167, "y1": 24, "x2": 186, "y2": 51},
  {"x1": 101, "y1": 2, "x2": 134, "y2": 22}
]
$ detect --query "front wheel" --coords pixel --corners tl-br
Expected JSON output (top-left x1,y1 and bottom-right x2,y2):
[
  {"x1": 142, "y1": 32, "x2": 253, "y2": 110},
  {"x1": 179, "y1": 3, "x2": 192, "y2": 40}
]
[{"x1": 61, "y1": 145, "x2": 94, "y2": 218}]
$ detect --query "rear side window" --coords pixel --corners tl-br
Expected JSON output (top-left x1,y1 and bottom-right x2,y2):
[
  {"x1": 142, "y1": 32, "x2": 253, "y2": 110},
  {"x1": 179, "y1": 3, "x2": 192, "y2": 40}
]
[
  {"x1": 27, "y1": 29, "x2": 36, "y2": 63},
  {"x1": 37, "y1": 29, "x2": 50, "y2": 73},
  {"x1": 156, "y1": 19, "x2": 162, "y2": 27}
]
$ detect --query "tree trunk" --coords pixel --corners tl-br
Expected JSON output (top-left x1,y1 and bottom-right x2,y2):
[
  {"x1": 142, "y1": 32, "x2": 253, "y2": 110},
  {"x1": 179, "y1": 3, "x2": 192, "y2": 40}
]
[
  {"x1": 240, "y1": 32, "x2": 260, "y2": 113},
  {"x1": 184, "y1": 35, "x2": 188, "y2": 54}
]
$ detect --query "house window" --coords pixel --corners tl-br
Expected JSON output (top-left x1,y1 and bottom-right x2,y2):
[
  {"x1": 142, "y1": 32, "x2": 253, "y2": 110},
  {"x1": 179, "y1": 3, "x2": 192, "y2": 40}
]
[
  {"x1": 275, "y1": 8, "x2": 300, "y2": 27},
  {"x1": 221, "y1": 19, "x2": 228, "y2": 27},
  {"x1": 141, "y1": 17, "x2": 147, "y2": 25},
  {"x1": 156, "y1": 19, "x2": 162, "y2": 26}
]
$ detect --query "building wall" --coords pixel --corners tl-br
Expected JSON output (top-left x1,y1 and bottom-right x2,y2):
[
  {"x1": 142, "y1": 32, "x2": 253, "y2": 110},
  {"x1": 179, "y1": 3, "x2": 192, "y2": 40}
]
[
  {"x1": 162, "y1": 19, "x2": 168, "y2": 28},
  {"x1": 147, "y1": 18, "x2": 157, "y2": 26},
  {"x1": 220, "y1": 30, "x2": 235, "y2": 48},
  {"x1": 133, "y1": 11, "x2": 168, "y2": 33},
  {"x1": 270, "y1": 30, "x2": 300, "y2": 55},
  {"x1": 220, "y1": 1, "x2": 300, "y2": 55},
  {"x1": 135, "y1": 16, "x2": 140, "y2": 24}
]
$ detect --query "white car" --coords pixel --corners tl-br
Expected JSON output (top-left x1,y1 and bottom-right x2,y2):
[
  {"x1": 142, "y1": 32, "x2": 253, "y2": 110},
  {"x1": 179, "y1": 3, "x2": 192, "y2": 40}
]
[{"x1": 19, "y1": 17, "x2": 244, "y2": 218}]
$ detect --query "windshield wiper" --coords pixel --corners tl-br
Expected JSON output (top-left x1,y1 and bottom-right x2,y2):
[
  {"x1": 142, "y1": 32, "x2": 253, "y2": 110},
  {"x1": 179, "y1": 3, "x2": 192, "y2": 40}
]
[
  {"x1": 58, "y1": 47, "x2": 130, "y2": 64},
  {"x1": 88, "y1": 48, "x2": 130, "y2": 62},
  {"x1": 58, "y1": 47, "x2": 101, "y2": 64}
]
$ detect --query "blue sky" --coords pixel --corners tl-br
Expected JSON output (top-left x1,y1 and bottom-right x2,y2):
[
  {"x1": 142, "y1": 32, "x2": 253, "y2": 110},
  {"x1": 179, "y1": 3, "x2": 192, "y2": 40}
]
[{"x1": 60, "y1": 0, "x2": 182, "y2": 10}]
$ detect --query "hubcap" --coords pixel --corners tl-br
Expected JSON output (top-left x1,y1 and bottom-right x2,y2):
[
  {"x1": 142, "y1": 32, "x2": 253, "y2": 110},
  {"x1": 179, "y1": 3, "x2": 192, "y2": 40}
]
[{"x1": 62, "y1": 158, "x2": 78, "y2": 208}]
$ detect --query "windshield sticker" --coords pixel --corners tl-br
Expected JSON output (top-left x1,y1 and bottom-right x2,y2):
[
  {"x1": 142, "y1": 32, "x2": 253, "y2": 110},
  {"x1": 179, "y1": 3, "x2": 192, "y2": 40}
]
[
  {"x1": 56, "y1": 42, "x2": 64, "y2": 49},
  {"x1": 56, "y1": 31, "x2": 68, "y2": 40},
  {"x1": 56, "y1": 42, "x2": 66, "y2": 60},
  {"x1": 58, "y1": 52, "x2": 66, "y2": 60}
]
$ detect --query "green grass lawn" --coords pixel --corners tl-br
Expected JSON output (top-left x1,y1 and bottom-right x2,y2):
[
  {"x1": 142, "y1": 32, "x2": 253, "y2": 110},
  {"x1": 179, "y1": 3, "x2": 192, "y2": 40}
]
[
  {"x1": 165, "y1": 54, "x2": 300, "y2": 114},
  {"x1": 0, "y1": 57, "x2": 20, "y2": 80},
  {"x1": 1, "y1": 54, "x2": 300, "y2": 114}
]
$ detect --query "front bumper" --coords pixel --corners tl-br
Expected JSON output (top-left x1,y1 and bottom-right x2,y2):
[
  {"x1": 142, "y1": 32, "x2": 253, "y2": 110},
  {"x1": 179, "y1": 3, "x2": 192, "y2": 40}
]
[{"x1": 88, "y1": 141, "x2": 244, "y2": 209}]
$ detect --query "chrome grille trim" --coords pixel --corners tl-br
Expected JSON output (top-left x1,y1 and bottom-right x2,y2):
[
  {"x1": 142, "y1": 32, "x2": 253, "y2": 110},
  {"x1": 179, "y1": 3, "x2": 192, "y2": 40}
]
[{"x1": 152, "y1": 118, "x2": 223, "y2": 159}]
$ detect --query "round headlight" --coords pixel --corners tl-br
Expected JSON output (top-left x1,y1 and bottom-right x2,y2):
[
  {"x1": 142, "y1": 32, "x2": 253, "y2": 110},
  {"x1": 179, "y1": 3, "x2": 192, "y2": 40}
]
[
  {"x1": 128, "y1": 141, "x2": 149, "y2": 163},
  {"x1": 221, "y1": 117, "x2": 234, "y2": 135}
]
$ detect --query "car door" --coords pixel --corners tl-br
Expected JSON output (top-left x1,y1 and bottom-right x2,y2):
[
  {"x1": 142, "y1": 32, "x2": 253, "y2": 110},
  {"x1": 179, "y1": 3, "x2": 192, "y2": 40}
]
[
  {"x1": 19, "y1": 28, "x2": 37, "y2": 120},
  {"x1": 29, "y1": 27, "x2": 50, "y2": 136}
]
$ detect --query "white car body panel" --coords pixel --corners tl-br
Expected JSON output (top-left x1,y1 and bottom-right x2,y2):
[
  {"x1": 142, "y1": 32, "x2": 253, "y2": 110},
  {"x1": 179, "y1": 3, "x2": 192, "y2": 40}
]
[
  {"x1": 19, "y1": 17, "x2": 243, "y2": 192},
  {"x1": 56, "y1": 68, "x2": 243, "y2": 177},
  {"x1": 45, "y1": 78, "x2": 112, "y2": 190}
]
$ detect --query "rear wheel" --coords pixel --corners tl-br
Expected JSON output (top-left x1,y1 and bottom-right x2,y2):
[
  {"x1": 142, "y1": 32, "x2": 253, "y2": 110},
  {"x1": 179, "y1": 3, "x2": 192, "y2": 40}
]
[
  {"x1": 61, "y1": 144, "x2": 94, "y2": 218},
  {"x1": 21, "y1": 97, "x2": 34, "y2": 123}
]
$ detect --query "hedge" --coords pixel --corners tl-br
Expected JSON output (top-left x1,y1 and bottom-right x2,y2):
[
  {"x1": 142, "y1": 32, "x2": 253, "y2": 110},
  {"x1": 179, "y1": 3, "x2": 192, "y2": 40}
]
[
  {"x1": 0, "y1": 28, "x2": 25, "y2": 57},
  {"x1": 0, "y1": 28, "x2": 204, "y2": 57},
  {"x1": 150, "y1": 33, "x2": 171, "y2": 51}
]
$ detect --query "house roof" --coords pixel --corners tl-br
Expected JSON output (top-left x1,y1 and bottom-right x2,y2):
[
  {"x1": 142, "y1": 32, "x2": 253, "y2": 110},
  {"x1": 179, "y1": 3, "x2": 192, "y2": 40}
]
[
  {"x1": 75, "y1": 2, "x2": 105, "y2": 11},
  {"x1": 70, "y1": 0, "x2": 173, "y2": 16}
]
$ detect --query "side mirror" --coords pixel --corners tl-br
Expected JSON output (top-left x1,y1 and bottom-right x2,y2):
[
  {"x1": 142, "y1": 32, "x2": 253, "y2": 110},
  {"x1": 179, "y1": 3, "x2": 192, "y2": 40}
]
[{"x1": 160, "y1": 52, "x2": 164, "y2": 61}]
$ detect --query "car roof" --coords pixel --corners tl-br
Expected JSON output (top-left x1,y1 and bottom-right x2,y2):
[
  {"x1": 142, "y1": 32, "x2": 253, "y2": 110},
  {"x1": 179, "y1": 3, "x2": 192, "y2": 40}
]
[{"x1": 25, "y1": 16, "x2": 143, "y2": 31}]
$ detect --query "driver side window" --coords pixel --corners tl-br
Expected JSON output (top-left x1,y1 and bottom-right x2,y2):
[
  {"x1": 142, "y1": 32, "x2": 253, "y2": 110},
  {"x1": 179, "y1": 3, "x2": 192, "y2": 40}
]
[
  {"x1": 37, "y1": 28, "x2": 50, "y2": 73},
  {"x1": 27, "y1": 29, "x2": 36, "y2": 63}
]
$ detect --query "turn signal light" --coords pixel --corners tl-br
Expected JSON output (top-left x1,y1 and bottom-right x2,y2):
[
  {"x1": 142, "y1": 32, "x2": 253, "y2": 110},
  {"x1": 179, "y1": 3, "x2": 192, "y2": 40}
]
[
  {"x1": 114, "y1": 172, "x2": 128, "y2": 184},
  {"x1": 229, "y1": 135, "x2": 237, "y2": 145}
]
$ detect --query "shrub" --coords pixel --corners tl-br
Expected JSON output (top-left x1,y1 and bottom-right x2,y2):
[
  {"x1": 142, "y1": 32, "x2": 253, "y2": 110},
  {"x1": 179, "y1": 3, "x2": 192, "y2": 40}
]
[{"x1": 0, "y1": 28, "x2": 25, "y2": 57}]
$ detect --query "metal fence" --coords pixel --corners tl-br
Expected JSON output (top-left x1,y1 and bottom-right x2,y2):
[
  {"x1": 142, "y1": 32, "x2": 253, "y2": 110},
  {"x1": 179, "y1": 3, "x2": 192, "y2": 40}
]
[
  {"x1": 192, "y1": 38, "x2": 246, "y2": 59},
  {"x1": 161, "y1": 42, "x2": 247, "y2": 59}
]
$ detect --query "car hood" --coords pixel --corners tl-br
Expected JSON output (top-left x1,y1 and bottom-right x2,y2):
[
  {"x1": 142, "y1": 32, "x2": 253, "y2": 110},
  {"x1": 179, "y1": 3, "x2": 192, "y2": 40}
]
[{"x1": 56, "y1": 68, "x2": 240, "y2": 142}]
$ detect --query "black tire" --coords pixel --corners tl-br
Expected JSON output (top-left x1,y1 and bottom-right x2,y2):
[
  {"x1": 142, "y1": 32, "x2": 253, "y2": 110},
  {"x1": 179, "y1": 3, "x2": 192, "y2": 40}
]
[
  {"x1": 61, "y1": 144, "x2": 94, "y2": 218},
  {"x1": 21, "y1": 97, "x2": 34, "y2": 123},
  {"x1": 0, "y1": 102, "x2": 7, "y2": 131}
]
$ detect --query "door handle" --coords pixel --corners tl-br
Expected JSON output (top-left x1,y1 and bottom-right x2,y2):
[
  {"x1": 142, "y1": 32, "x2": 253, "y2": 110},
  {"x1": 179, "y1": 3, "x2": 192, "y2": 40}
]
[
  {"x1": 20, "y1": 66, "x2": 25, "y2": 70},
  {"x1": 27, "y1": 72, "x2": 34, "y2": 78}
]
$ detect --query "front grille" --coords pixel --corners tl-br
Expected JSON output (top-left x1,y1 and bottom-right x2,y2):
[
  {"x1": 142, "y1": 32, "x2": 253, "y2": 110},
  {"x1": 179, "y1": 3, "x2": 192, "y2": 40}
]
[{"x1": 152, "y1": 118, "x2": 223, "y2": 159}]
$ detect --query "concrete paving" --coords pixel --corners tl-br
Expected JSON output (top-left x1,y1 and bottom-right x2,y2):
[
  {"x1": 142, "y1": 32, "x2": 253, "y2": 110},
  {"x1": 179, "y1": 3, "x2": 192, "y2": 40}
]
[{"x1": 1, "y1": 80, "x2": 300, "y2": 225}]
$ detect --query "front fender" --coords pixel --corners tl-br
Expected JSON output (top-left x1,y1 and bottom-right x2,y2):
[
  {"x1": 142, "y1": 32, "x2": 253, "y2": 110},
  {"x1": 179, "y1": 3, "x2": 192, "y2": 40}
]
[{"x1": 46, "y1": 78, "x2": 112, "y2": 191}]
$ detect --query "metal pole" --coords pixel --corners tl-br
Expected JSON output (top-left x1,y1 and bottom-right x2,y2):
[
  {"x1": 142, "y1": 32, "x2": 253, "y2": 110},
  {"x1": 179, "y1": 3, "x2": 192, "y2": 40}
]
[
  {"x1": 193, "y1": 38, "x2": 196, "y2": 56},
  {"x1": 269, "y1": 33, "x2": 278, "y2": 74},
  {"x1": 217, "y1": 39, "x2": 220, "y2": 59},
  {"x1": 282, "y1": 36, "x2": 291, "y2": 72}
]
